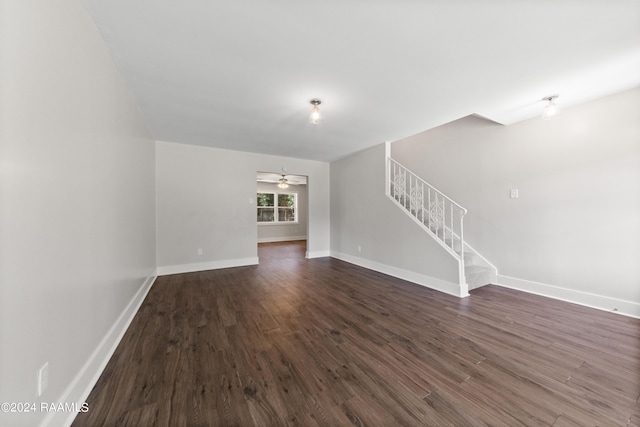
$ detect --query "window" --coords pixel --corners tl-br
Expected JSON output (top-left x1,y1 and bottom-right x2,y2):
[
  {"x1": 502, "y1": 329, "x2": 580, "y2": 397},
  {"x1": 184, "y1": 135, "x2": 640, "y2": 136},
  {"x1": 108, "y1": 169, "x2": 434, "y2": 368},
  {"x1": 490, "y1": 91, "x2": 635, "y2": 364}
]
[{"x1": 257, "y1": 192, "x2": 297, "y2": 223}]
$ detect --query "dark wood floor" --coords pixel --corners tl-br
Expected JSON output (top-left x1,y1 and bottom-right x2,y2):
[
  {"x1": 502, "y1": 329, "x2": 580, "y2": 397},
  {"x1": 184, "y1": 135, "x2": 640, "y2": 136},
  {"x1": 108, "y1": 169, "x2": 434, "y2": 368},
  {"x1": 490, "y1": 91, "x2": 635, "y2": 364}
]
[{"x1": 73, "y1": 241, "x2": 640, "y2": 426}]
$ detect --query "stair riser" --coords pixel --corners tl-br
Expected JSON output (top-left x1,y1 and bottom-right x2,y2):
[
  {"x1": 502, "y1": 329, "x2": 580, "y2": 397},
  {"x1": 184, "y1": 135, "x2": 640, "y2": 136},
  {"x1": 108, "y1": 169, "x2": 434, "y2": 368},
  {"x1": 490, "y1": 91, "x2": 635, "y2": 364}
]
[
  {"x1": 465, "y1": 267, "x2": 497, "y2": 290},
  {"x1": 463, "y1": 255, "x2": 478, "y2": 267}
]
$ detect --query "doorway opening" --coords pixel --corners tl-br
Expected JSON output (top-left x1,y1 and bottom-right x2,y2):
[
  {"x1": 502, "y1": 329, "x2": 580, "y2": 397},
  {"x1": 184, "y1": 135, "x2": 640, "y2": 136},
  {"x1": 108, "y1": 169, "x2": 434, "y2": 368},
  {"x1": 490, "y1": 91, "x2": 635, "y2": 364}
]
[{"x1": 256, "y1": 171, "x2": 309, "y2": 260}]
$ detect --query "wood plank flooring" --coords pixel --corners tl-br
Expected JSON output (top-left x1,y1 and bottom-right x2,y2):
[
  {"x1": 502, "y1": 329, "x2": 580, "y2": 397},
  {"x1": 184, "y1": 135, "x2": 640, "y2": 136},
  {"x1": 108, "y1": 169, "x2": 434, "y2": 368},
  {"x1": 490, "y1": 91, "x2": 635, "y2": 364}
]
[{"x1": 73, "y1": 241, "x2": 640, "y2": 426}]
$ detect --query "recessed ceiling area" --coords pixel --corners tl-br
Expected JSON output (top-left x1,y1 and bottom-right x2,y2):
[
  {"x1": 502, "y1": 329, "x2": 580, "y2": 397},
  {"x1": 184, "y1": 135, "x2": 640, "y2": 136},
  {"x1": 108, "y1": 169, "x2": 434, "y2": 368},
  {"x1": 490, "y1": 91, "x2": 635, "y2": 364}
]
[
  {"x1": 82, "y1": 0, "x2": 640, "y2": 162},
  {"x1": 257, "y1": 172, "x2": 307, "y2": 186}
]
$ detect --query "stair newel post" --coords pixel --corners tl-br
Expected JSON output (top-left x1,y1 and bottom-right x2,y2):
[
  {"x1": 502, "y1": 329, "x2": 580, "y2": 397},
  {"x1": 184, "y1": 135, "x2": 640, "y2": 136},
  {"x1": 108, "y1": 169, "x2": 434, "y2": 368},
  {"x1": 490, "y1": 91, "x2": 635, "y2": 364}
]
[{"x1": 459, "y1": 209, "x2": 465, "y2": 286}]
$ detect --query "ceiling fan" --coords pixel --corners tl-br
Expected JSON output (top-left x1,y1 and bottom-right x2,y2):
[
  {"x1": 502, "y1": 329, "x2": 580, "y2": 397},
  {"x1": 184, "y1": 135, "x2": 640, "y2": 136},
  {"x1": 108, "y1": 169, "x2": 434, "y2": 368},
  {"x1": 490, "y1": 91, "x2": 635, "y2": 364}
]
[
  {"x1": 278, "y1": 174, "x2": 289, "y2": 189},
  {"x1": 256, "y1": 171, "x2": 307, "y2": 186}
]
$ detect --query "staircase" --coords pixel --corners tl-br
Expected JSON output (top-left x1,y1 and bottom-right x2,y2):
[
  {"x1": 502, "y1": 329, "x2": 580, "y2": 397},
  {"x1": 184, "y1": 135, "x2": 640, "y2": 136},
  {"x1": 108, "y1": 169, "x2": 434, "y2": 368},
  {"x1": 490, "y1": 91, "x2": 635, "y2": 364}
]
[{"x1": 386, "y1": 156, "x2": 497, "y2": 296}]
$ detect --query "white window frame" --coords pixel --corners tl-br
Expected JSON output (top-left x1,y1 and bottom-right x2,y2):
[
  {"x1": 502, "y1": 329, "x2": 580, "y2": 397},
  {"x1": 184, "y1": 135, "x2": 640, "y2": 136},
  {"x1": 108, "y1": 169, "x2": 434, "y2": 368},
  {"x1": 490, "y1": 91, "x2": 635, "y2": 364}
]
[{"x1": 257, "y1": 192, "x2": 298, "y2": 224}]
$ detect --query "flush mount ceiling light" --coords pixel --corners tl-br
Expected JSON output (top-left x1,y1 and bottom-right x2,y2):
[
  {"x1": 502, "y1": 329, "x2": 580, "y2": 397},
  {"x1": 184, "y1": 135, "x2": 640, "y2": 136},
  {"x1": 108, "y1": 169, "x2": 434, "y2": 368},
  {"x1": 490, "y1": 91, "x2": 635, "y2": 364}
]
[
  {"x1": 278, "y1": 174, "x2": 289, "y2": 189},
  {"x1": 541, "y1": 95, "x2": 560, "y2": 120},
  {"x1": 309, "y1": 99, "x2": 321, "y2": 124}
]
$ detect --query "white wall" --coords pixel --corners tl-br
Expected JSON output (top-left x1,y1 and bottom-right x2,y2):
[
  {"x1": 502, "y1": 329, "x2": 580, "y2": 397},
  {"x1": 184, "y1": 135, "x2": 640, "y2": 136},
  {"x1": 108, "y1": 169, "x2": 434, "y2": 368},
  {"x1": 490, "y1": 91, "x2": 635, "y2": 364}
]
[
  {"x1": 0, "y1": 1, "x2": 156, "y2": 426},
  {"x1": 330, "y1": 144, "x2": 461, "y2": 295},
  {"x1": 156, "y1": 141, "x2": 329, "y2": 274},
  {"x1": 392, "y1": 88, "x2": 640, "y2": 316},
  {"x1": 257, "y1": 182, "x2": 308, "y2": 243}
]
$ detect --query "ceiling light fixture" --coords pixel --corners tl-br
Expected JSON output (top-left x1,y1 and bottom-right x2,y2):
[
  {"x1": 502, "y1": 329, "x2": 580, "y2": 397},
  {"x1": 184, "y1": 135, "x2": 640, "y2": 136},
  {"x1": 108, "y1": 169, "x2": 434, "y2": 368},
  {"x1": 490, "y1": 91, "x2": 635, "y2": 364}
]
[
  {"x1": 278, "y1": 174, "x2": 289, "y2": 189},
  {"x1": 541, "y1": 95, "x2": 560, "y2": 120},
  {"x1": 310, "y1": 99, "x2": 321, "y2": 124}
]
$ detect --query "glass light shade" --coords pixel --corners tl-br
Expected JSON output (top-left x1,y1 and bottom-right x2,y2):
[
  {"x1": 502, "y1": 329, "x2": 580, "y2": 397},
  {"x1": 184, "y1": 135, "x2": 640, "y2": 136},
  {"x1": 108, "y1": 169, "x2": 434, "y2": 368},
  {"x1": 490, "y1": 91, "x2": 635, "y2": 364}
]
[
  {"x1": 542, "y1": 98, "x2": 559, "y2": 120},
  {"x1": 310, "y1": 106, "x2": 321, "y2": 124}
]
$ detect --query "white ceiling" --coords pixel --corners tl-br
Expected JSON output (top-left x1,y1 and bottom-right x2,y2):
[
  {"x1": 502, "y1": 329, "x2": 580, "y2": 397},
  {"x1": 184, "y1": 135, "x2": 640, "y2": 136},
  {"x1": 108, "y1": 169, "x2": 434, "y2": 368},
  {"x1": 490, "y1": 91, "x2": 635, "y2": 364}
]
[{"x1": 83, "y1": 0, "x2": 640, "y2": 162}]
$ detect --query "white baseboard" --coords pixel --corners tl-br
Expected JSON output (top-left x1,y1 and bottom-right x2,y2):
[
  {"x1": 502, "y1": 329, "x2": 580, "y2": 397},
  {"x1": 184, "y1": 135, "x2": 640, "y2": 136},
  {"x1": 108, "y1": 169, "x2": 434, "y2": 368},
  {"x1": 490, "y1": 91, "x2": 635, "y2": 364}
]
[
  {"x1": 306, "y1": 250, "x2": 330, "y2": 259},
  {"x1": 44, "y1": 271, "x2": 157, "y2": 427},
  {"x1": 157, "y1": 257, "x2": 259, "y2": 276},
  {"x1": 258, "y1": 236, "x2": 307, "y2": 243},
  {"x1": 496, "y1": 274, "x2": 640, "y2": 319},
  {"x1": 330, "y1": 251, "x2": 465, "y2": 298}
]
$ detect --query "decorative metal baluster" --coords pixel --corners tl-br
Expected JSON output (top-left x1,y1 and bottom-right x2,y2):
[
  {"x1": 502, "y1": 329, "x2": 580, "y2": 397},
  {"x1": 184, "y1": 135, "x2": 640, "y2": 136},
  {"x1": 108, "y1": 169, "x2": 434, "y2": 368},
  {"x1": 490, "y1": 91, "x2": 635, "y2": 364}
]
[
  {"x1": 403, "y1": 169, "x2": 406, "y2": 207},
  {"x1": 391, "y1": 162, "x2": 395, "y2": 198},
  {"x1": 440, "y1": 194, "x2": 444, "y2": 241},
  {"x1": 450, "y1": 203, "x2": 453, "y2": 251},
  {"x1": 393, "y1": 164, "x2": 398, "y2": 200},
  {"x1": 403, "y1": 169, "x2": 407, "y2": 208},
  {"x1": 438, "y1": 194, "x2": 446, "y2": 242},
  {"x1": 394, "y1": 162, "x2": 397, "y2": 199},
  {"x1": 410, "y1": 174, "x2": 413, "y2": 215},
  {"x1": 390, "y1": 160, "x2": 394, "y2": 197},
  {"x1": 435, "y1": 192, "x2": 439, "y2": 240},
  {"x1": 427, "y1": 188, "x2": 431, "y2": 232},
  {"x1": 396, "y1": 163, "x2": 399, "y2": 200},
  {"x1": 421, "y1": 182, "x2": 424, "y2": 224},
  {"x1": 410, "y1": 174, "x2": 414, "y2": 214}
]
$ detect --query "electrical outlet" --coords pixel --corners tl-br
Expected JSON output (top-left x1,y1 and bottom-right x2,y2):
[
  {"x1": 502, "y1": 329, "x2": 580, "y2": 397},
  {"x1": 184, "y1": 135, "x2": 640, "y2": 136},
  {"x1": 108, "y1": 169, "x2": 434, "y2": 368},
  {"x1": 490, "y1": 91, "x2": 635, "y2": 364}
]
[
  {"x1": 197, "y1": 248, "x2": 203, "y2": 256},
  {"x1": 357, "y1": 245, "x2": 362, "y2": 252},
  {"x1": 510, "y1": 189, "x2": 519, "y2": 199},
  {"x1": 38, "y1": 362, "x2": 49, "y2": 396}
]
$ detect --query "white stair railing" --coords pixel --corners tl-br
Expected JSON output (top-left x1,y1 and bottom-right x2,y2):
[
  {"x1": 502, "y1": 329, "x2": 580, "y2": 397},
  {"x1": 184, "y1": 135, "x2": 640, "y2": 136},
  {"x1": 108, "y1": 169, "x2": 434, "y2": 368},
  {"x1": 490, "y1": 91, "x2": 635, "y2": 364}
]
[{"x1": 386, "y1": 157, "x2": 468, "y2": 288}]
